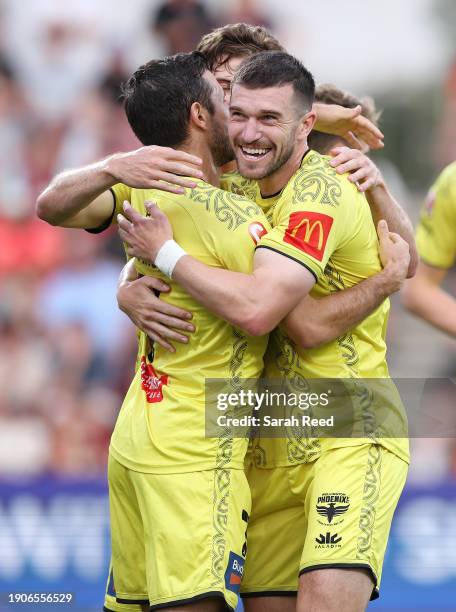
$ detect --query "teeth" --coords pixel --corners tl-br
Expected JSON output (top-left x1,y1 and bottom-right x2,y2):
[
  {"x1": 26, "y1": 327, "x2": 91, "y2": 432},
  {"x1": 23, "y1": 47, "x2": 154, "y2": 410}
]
[{"x1": 242, "y1": 147, "x2": 268, "y2": 155}]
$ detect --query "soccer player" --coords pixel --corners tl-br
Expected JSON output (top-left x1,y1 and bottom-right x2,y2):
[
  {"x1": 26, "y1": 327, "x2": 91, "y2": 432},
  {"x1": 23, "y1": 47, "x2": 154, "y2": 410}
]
[
  {"x1": 119, "y1": 52, "x2": 410, "y2": 612},
  {"x1": 116, "y1": 25, "x2": 415, "y2": 351},
  {"x1": 38, "y1": 51, "x2": 273, "y2": 612},
  {"x1": 402, "y1": 161, "x2": 456, "y2": 336}
]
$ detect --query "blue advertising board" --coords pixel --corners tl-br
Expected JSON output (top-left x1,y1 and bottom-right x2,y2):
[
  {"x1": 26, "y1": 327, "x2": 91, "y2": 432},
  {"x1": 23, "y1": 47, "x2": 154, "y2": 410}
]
[{"x1": 0, "y1": 477, "x2": 455, "y2": 611}]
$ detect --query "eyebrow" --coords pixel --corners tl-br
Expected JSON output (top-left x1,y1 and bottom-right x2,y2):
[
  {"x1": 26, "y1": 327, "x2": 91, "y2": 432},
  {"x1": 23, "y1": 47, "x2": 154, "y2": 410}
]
[{"x1": 229, "y1": 105, "x2": 283, "y2": 118}]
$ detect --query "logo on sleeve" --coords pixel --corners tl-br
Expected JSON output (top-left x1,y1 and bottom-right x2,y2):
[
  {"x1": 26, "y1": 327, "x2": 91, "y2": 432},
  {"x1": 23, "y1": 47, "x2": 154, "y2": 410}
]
[
  {"x1": 224, "y1": 551, "x2": 245, "y2": 594},
  {"x1": 283, "y1": 211, "x2": 333, "y2": 261},
  {"x1": 140, "y1": 356, "x2": 168, "y2": 403},
  {"x1": 248, "y1": 221, "x2": 268, "y2": 244}
]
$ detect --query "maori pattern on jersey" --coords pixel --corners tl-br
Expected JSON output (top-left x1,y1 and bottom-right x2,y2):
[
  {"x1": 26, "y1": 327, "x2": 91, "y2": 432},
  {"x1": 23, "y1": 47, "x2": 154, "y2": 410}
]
[
  {"x1": 267, "y1": 330, "x2": 321, "y2": 465},
  {"x1": 210, "y1": 433, "x2": 232, "y2": 586},
  {"x1": 357, "y1": 444, "x2": 382, "y2": 560},
  {"x1": 221, "y1": 172, "x2": 259, "y2": 203},
  {"x1": 189, "y1": 182, "x2": 260, "y2": 230},
  {"x1": 324, "y1": 263, "x2": 359, "y2": 370},
  {"x1": 291, "y1": 153, "x2": 342, "y2": 208},
  {"x1": 210, "y1": 329, "x2": 247, "y2": 585},
  {"x1": 229, "y1": 328, "x2": 249, "y2": 392}
]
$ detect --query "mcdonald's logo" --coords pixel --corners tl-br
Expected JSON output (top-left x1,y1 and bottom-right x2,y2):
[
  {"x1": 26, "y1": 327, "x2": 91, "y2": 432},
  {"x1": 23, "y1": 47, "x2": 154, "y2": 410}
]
[{"x1": 283, "y1": 211, "x2": 333, "y2": 261}]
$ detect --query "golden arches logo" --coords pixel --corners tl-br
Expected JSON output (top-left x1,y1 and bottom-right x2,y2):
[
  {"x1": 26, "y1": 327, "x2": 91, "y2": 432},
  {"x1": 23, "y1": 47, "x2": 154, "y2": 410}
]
[
  {"x1": 290, "y1": 218, "x2": 324, "y2": 249},
  {"x1": 283, "y1": 211, "x2": 333, "y2": 261}
]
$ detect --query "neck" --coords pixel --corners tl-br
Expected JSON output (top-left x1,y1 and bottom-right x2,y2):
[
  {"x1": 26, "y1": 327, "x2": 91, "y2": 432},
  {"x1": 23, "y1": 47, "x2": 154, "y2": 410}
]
[
  {"x1": 259, "y1": 143, "x2": 308, "y2": 197},
  {"x1": 180, "y1": 140, "x2": 221, "y2": 187}
]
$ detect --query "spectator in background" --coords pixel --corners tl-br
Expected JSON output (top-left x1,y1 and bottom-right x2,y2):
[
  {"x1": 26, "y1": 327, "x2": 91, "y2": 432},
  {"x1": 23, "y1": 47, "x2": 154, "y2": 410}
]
[
  {"x1": 153, "y1": 0, "x2": 213, "y2": 54},
  {"x1": 223, "y1": 0, "x2": 273, "y2": 29},
  {"x1": 37, "y1": 231, "x2": 131, "y2": 378}
]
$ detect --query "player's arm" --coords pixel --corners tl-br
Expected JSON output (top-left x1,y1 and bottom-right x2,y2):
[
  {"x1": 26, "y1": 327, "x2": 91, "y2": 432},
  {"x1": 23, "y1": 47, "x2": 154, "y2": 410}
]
[
  {"x1": 117, "y1": 259, "x2": 195, "y2": 352},
  {"x1": 283, "y1": 220, "x2": 411, "y2": 347},
  {"x1": 117, "y1": 202, "x2": 314, "y2": 336},
  {"x1": 401, "y1": 165, "x2": 456, "y2": 335},
  {"x1": 401, "y1": 262, "x2": 456, "y2": 337},
  {"x1": 313, "y1": 102, "x2": 384, "y2": 150},
  {"x1": 330, "y1": 146, "x2": 418, "y2": 277},
  {"x1": 36, "y1": 146, "x2": 203, "y2": 229}
]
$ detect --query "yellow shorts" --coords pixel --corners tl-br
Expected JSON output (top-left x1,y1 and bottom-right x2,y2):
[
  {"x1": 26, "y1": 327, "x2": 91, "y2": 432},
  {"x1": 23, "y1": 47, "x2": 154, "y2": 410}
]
[
  {"x1": 107, "y1": 454, "x2": 251, "y2": 610},
  {"x1": 104, "y1": 561, "x2": 141, "y2": 611},
  {"x1": 242, "y1": 443, "x2": 408, "y2": 601}
]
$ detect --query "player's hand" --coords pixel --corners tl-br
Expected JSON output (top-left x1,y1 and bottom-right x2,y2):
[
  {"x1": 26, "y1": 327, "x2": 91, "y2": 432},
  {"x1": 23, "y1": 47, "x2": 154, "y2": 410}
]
[
  {"x1": 377, "y1": 219, "x2": 410, "y2": 292},
  {"x1": 117, "y1": 275, "x2": 195, "y2": 352},
  {"x1": 106, "y1": 146, "x2": 203, "y2": 194},
  {"x1": 118, "y1": 201, "x2": 173, "y2": 262},
  {"x1": 329, "y1": 146, "x2": 383, "y2": 192},
  {"x1": 314, "y1": 102, "x2": 384, "y2": 150}
]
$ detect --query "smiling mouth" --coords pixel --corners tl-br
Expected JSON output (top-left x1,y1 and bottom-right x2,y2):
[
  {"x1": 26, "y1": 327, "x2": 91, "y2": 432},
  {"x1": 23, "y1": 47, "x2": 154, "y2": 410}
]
[{"x1": 239, "y1": 145, "x2": 272, "y2": 161}]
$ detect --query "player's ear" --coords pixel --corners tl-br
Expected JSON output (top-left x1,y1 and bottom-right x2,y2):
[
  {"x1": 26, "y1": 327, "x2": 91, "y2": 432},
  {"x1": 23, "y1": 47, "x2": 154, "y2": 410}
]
[
  {"x1": 189, "y1": 102, "x2": 208, "y2": 131},
  {"x1": 297, "y1": 110, "x2": 317, "y2": 142}
]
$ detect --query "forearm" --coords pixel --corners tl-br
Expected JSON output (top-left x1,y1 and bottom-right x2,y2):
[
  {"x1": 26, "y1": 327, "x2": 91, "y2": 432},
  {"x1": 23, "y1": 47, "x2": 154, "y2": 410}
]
[
  {"x1": 36, "y1": 156, "x2": 116, "y2": 226},
  {"x1": 283, "y1": 267, "x2": 396, "y2": 348},
  {"x1": 172, "y1": 257, "x2": 267, "y2": 335},
  {"x1": 366, "y1": 181, "x2": 418, "y2": 277},
  {"x1": 402, "y1": 280, "x2": 456, "y2": 337}
]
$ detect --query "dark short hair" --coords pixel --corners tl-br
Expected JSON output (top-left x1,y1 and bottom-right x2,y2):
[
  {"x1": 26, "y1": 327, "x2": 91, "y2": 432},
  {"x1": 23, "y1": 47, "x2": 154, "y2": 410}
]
[
  {"x1": 232, "y1": 51, "x2": 315, "y2": 113},
  {"x1": 197, "y1": 23, "x2": 284, "y2": 72},
  {"x1": 122, "y1": 51, "x2": 214, "y2": 147}
]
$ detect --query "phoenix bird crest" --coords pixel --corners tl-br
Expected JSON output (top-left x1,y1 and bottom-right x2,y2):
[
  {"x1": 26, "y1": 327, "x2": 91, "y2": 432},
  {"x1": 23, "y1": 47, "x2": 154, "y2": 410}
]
[{"x1": 316, "y1": 502, "x2": 349, "y2": 523}]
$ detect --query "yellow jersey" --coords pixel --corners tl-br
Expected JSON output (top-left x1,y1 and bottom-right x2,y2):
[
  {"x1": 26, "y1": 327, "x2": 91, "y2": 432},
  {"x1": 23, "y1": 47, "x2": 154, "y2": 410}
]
[
  {"x1": 416, "y1": 161, "x2": 456, "y2": 269},
  {"x1": 109, "y1": 180, "x2": 270, "y2": 473},
  {"x1": 246, "y1": 150, "x2": 409, "y2": 466}
]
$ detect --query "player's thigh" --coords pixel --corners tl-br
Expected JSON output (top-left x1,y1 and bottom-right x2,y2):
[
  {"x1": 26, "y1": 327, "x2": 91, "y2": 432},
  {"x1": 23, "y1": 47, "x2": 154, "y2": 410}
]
[
  {"x1": 108, "y1": 454, "x2": 149, "y2": 607},
  {"x1": 298, "y1": 567, "x2": 372, "y2": 612},
  {"x1": 132, "y1": 467, "x2": 251, "y2": 611},
  {"x1": 156, "y1": 597, "x2": 225, "y2": 611},
  {"x1": 241, "y1": 462, "x2": 305, "y2": 599},
  {"x1": 295, "y1": 443, "x2": 408, "y2": 603},
  {"x1": 244, "y1": 595, "x2": 296, "y2": 612}
]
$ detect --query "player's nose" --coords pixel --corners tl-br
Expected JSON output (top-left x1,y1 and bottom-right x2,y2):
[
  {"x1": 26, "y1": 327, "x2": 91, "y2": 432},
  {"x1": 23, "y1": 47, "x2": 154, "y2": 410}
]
[{"x1": 241, "y1": 118, "x2": 262, "y2": 144}]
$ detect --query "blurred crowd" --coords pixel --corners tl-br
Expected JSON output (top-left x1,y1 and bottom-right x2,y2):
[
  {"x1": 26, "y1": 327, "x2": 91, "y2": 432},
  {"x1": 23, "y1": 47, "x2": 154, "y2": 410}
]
[
  {"x1": 0, "y1": 0, "x2": 454, "y2": 481},
  {"x1": 0, "y1": 0, "x2": 274, "y2": 476}
]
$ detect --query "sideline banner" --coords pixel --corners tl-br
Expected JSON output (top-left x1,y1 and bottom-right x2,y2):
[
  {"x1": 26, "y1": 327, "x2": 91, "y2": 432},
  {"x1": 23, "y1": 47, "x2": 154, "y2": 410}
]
[{"x1": 0, "y1": 477, "x2": 454, "y2": 610}]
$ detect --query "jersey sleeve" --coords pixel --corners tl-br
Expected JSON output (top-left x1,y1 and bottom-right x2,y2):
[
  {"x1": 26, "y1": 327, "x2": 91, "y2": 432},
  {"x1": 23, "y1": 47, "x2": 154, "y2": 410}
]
[
  {"x1": 111, "y1": 183, "x2": 133, "y2": 217},
  {"x1": 416, "y1": 163, "x2": 456, "y2": 269},
  {"x1": 256, "y1": 161, "x2": 353, "y2": 280},
  {"x1": 215, "y1": 201, "x2": 271, "y2": 274}
]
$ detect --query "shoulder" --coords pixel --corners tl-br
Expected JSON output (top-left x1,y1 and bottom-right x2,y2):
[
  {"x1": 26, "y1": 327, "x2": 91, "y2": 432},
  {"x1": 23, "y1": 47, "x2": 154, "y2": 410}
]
[
  {"x1": 433, "y1": 162, "x2": 456, "y2": 203},
  {"x1": 183, "y1": 181, "x2": 264, "y2": 230},
  {"x1": 220, "y1": 171, "x2": 259, "y2": 201},
  {"x1": 283, "y1": 150, "x2": 358, "y2": 209}
]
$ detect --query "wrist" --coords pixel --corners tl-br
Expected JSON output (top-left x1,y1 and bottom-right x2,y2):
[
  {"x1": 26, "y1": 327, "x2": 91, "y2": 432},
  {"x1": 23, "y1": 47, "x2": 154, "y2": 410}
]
[
  {"x1": 155, "y1": 240, "x2": 187, "y2": 278},
  {"x1": 379, "y1": 262, "x2": 403, "y2": 294},
  {"x1": 366, "y1": 173, "x2": 386, "y2": 196},
  {"x1": 103, "y1": 153, "x2": 124, "y2": 185}
]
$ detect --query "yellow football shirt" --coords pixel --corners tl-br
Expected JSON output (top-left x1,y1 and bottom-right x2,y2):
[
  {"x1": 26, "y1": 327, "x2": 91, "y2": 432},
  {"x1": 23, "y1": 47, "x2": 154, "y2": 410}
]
[
  {"x1": 416, "y1": 161, "x2": 456, "y2": 269},
  {"x1": 250, "y1": 150, "x2": 409, "y2": 466},
  {"x1": 109, "y1": 180, "x2": 270, "y2": 473}
]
